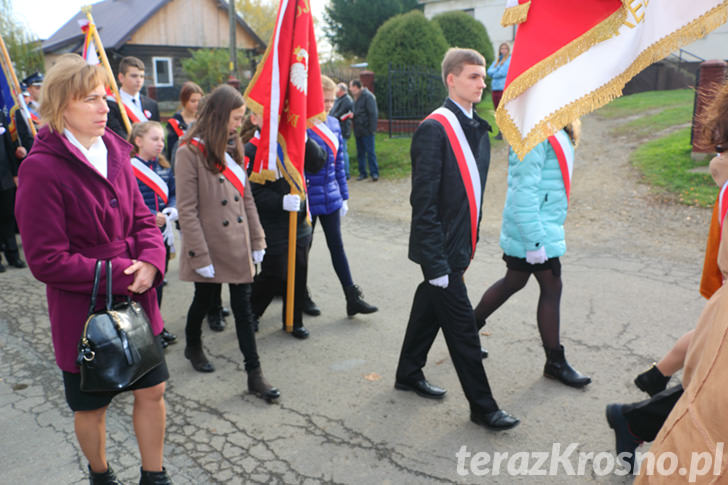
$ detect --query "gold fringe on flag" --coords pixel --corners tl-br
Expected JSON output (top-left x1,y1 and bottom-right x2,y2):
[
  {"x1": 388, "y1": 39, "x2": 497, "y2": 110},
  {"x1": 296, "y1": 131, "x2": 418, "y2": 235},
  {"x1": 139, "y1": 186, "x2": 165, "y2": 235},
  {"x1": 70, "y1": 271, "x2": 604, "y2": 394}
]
[
  {"x1": 498, "y1": 2, "x2": 728, "y2": 160},
  {"x1": 501, "y1": 1, "x2": 531, "y2": 27}
]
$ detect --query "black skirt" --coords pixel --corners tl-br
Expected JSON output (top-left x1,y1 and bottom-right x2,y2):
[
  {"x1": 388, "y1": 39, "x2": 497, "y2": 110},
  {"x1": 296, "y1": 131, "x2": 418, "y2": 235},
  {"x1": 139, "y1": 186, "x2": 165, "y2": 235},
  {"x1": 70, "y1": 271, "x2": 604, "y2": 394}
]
[
  {"x1": 62, "y1": 336, "x2": 169, "y2": 411},
  {"x1": 503, "y1": 253, "x2": 561, "y2": 277}
]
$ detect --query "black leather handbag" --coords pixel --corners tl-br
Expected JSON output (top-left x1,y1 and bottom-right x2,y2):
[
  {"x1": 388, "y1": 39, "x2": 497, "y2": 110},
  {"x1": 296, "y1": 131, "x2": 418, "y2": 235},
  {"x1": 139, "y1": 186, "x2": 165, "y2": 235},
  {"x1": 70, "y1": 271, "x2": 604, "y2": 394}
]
[{"x1": 76, "y1": 260, "x2": 163, "y2": 392}]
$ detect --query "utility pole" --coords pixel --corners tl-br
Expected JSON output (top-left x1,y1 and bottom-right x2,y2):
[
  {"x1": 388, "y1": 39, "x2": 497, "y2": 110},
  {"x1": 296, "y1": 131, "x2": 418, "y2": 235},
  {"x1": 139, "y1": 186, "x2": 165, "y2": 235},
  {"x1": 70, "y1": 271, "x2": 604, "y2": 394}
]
[{"x1": 227, "y1": 0, "x2": 241, "y2": 89}]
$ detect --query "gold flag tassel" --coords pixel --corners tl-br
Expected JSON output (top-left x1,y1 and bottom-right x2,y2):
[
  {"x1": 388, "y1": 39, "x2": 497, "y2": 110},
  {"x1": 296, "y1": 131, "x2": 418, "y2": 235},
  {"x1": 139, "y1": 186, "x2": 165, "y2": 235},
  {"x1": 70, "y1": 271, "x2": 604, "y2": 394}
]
[{"x1": 501, "y1": 1, "x2": 531, "y2": 27}]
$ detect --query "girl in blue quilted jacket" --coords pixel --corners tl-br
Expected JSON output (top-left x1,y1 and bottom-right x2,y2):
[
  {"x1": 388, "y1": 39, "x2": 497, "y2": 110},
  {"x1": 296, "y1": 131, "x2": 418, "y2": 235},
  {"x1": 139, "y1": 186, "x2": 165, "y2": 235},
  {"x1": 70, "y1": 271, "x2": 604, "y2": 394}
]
[
  {"x1": 473, "y1": 120, "x2": 591, "y2": 388},
  {"x1": 305, "y1": 76, "x2": 377, "y2": 317},
  {"x1": 130, "y1": 121, "x2": 177, "y2": 347}
]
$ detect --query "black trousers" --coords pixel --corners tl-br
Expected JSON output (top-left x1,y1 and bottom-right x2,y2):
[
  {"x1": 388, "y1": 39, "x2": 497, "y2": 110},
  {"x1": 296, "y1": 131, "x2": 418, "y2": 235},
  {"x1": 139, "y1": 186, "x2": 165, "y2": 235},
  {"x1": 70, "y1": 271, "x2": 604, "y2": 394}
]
[
  {"x1": 396, "y1": 272, "x2": 499, "y2": 414},
  {"x1": 251, "y1": 235, "x2": 311, "y2": 328},
  {"x1": 0, "y1": 188, "x2": 19, "y2": 258},
  {"x1": 185, "y1": 282, "x2": 260, "y2": 371},
  {"x1": 623, "y1": 385, "x2": 684, "y2": 442}
]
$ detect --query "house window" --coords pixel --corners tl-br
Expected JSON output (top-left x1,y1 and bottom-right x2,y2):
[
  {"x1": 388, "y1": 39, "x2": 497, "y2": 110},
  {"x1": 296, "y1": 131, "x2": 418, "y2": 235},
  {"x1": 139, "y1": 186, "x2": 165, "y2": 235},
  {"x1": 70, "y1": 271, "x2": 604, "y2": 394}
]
[
  {"x1": 152, "y1": 57, "x2": 173, "y2": 87},
  {"x1": 463, "y1": 8, "x2": 475, "y2": 17}
]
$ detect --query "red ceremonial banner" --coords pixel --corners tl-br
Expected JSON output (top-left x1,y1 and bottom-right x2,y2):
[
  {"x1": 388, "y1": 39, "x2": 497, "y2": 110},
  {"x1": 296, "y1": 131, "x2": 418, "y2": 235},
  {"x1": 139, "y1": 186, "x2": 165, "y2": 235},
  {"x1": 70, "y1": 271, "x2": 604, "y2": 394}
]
[{"x1": 244, "y1": 0, "x2": 325, "y2": 195}]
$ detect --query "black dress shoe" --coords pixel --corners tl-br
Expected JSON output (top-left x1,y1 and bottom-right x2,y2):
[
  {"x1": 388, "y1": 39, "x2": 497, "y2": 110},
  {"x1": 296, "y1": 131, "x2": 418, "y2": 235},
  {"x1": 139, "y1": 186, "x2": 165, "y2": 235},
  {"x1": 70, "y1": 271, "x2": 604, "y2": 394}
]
[
  {"x1": 290, "y1": 326, "x2": 309, "y2": 339},
  {"x1": 161, "y1": 328, "x2": 177, "y2": 344},
  {"x1": 480, "y1": 347, "x2": 488, "y2": 359},
  {"x1": 207, "y1": 311, "x2": 226, "y2": 332},
  {"x1": 470, "y1": 409, "x2": 520, "y2": 430},
  {"x1": 302, "y1": 294, "x2": 321, "y2": 316},
  {"x1": 394, "y1": 379, "x2": 446, "y2": 399},
  {"x1": 606, "y1": 404, "x2": 641, "y2": 472}
]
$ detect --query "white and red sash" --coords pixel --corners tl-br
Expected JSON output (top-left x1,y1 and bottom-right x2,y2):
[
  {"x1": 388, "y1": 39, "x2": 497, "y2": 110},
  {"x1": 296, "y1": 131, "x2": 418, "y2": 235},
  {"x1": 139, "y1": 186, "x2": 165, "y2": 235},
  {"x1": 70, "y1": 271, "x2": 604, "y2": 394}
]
[
  {"x1": 107, "y1": 96, "x2": 148, "y2": 124},
  {"x1": 548, "y1": 130, "x2": 575, "y2": 202},
  {"x1": 310, "y1": 121, "x2": 339, "y2": 157},
  {"x1": 188, "y1": 138, "x2": 247, "y2": 197},
  {"x1": 131, "y1": 157, "x2": 169, "y2": 204},
  {"x1": 425, "y1": 107, "x2": 482, "y2": 259},
  {"x1": 719, "y1": 181, "x2": 728, "y2": 236},
  {"x1": 244, "y1": 131, "x2": 261, "y2": 170},
  {"x1": 167, "y1": 118, "x2": 184, "y2": 138}
]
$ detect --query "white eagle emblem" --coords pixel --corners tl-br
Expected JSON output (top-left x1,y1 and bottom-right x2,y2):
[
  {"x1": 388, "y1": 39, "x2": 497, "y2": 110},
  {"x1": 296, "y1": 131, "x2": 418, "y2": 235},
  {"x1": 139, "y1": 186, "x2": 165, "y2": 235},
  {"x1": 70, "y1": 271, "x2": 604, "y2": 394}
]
[{"x1": 290, "y1": 46, "x2": 308, "y2": 95}]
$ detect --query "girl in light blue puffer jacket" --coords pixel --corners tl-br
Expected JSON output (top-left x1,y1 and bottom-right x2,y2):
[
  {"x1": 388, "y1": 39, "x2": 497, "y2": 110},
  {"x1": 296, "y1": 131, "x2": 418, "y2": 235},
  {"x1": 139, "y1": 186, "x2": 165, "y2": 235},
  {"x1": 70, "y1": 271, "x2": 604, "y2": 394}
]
[{"x1": 473, "y1": 121, "x2": 591, "y2": 389}]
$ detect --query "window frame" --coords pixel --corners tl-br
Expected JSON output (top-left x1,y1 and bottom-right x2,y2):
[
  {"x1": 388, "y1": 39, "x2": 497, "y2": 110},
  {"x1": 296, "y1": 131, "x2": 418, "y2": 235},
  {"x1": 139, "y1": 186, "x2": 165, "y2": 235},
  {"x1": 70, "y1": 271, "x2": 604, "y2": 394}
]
[{"x1": 152, "y1": 57, "x2": 173, "y2": 87}]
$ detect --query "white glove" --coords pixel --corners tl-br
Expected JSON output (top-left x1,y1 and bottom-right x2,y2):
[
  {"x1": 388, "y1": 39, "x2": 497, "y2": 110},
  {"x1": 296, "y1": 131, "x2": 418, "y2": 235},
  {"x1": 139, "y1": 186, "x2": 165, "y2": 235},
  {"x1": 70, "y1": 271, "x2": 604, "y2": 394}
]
[
  {"x1": 161, "y1": 214, "x2": 175, "y2": 246},
  {"x1": 252, "y1": 249, "x2": 265, "y2": 265},
  {"x1": 340, "y1": 200, "x2": 349, "y2": 217},
  {"x1": 526, "y1": 247, "x2": 548, "y2": 265},
  {"x1": 195, "y1": 264, "x2": 215, "y2": 278},
  {"x1": 428, "y1": 274, "x2": 449, "y2": 288},
  {"x1": 282, "y1": 194, "x2": 301, "y2": 212},
  {"x1": 162, "y1": 207, "x2": 178, "y2": 222}
]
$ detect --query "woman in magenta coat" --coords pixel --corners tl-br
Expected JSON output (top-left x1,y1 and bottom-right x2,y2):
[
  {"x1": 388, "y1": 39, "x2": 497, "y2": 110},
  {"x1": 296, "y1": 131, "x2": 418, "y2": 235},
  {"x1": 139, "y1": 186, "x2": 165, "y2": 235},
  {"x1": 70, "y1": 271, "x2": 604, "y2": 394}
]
[{"x1": 14, "y1": 54, "x2": 171, "y2": 484}]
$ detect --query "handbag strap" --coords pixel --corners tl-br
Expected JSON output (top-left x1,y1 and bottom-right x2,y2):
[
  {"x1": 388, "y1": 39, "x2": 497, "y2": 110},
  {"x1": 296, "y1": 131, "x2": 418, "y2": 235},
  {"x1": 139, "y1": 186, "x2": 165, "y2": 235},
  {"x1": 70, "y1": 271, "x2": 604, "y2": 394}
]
[
  {"x1": 105, "y1": 260, "x2": 113, "y2": 311},
  {"x1": 87, "y1": 260, "x2": 104, "y2": 316}
]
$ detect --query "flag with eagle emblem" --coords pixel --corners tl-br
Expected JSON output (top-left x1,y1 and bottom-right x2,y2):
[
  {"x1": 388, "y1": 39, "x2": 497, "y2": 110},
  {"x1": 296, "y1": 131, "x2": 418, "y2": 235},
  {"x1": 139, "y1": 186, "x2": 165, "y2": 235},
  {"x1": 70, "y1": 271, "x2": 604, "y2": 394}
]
[{"x1": 244, "y1": 0, "x2": 325, "y2": 195}]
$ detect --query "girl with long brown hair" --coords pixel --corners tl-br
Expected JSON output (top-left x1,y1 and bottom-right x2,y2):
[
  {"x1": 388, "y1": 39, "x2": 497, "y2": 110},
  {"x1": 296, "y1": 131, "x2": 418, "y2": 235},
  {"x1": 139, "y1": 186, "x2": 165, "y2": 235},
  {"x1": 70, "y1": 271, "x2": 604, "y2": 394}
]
[{"x1": 175, "y1": 84, "x2": 279, "y2": 402}]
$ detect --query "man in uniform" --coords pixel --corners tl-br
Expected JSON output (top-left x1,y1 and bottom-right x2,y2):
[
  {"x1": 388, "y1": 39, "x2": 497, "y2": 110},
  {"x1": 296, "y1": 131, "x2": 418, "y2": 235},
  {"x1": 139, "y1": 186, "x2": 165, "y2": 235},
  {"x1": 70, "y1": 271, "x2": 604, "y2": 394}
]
[
  {"x1": 15, "y1": 74, "x2": 43, "y2": 158},
  {"x1": 394, "y1": 48, "x2": 519, "y2": 431},
  {"x1": 107, "y1": 56, "x2": 160, "y2": 138},
  {"x1": 0, "y1": 109, "x2": 25, "y2": 270}
]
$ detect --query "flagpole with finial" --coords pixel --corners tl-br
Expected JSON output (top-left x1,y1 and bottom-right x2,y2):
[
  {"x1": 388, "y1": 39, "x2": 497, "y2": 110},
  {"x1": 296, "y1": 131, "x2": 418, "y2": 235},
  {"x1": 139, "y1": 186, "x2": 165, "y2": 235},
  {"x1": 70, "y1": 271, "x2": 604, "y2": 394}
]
[
  {"x1": 0, "y1": 33, "x2": 37, "y2": 137},
  {"x1": 82, "y1": 5, "x2": 132, "y2": 134}
]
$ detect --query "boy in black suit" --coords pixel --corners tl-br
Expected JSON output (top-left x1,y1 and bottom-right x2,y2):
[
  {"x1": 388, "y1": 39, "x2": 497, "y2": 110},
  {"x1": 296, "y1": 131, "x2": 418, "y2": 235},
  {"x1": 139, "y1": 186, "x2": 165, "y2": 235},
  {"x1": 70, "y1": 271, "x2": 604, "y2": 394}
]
[{"x1": 107, "y1": 56, "x2": 160, "y2": 138}]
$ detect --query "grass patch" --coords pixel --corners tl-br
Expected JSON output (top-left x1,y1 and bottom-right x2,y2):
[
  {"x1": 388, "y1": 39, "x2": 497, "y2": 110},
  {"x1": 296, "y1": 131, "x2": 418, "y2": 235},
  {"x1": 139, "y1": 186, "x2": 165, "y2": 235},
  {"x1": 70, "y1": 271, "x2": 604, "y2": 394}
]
[
  {"x1": 348, "y1": 134, "x2": 412, "y2": 179},
  {"x1": 596, "y1": 89, "x2": 694, "y2": 119},
  {"x1": 612, "y1": 105, "x2": 693, "y2": 138},
  {"x1": 631, "y1": 127, "x2": 716, "y2": 207}
]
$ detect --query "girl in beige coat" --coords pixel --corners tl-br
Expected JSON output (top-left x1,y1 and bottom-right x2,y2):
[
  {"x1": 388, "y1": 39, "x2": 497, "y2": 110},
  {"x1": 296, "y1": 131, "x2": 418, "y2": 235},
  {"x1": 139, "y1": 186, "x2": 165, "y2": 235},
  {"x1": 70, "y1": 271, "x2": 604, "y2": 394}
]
[{"x1": 176, "y1": 85, "x2": 279, "y2": 402}]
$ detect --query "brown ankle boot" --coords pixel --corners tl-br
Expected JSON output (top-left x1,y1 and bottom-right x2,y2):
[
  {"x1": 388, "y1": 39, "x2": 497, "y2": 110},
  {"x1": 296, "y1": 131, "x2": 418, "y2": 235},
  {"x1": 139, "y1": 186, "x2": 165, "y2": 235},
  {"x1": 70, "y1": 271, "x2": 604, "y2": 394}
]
[
  {"x1": 247, "y1": 367, "x2": 280, "y2": 402},
  {"x1": 184, "y1": 344, "x2": 214, "y2": 373}
]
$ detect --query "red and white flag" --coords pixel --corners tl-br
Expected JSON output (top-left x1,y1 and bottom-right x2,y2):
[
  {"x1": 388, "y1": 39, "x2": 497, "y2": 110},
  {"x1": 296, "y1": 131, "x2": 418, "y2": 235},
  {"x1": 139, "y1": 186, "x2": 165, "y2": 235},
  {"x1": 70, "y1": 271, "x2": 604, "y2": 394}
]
[
  {"x1": 79, "y1": 19, "x2": 99, "y2": 65},
  {"x1": 497, "y1": 1, "x2": 728, "y2": 159},
  {"x1": 243, "y1": 0, "x2": 325, "y2": 195}
]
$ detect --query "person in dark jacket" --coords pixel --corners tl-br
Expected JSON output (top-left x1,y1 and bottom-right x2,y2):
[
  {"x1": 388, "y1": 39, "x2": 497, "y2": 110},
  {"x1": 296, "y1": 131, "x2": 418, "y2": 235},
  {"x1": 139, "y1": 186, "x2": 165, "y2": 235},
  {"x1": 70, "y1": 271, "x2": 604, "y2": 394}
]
[
  {"x1": 15, "y1": 73, "x2": 43, "y2": 158},
  {"x1": 0, "y1": 110, "x2": 25, "y2": 271},
  {"x1": 165, "y1": 81, "x2": 203, "y2": 164},
  {"x1": 247, "y1": 112, "x2": 326, "y2": 339},
  {"x1": 395, "y1": 48, "x2": 519, "y2": 431},
  {"x1": 349, "y1": 80, "x2": 379, "y2": 181},
  {"x1": 107, "y1": 56, "x2": 160, "y2": 139},
  {"x1": 305, "y1": 76, "x2": 377, "y2": 317},
  {"x1": 329, "y1": 82, "x2": 354, "y2": 179}
]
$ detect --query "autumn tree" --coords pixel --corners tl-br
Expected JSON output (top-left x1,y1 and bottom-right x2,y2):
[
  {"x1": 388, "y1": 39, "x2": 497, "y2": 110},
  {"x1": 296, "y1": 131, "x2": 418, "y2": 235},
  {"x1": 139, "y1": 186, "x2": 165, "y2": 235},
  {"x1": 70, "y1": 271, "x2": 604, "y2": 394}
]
[
  {"x1": 236, "y1": 0, "x2": 277, "y2": 44},
  {"x1": 0, "y1": 0, "x2": 44, "y2": 80},
  {"x1": 324, "y1": 0, "x2": 420, "y2": 58}
]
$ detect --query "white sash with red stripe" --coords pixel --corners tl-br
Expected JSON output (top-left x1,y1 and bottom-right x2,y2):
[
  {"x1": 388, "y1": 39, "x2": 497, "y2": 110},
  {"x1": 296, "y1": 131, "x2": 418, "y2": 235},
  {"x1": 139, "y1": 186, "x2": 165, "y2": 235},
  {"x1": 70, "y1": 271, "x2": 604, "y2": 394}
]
[
  {"x1": 107, "y1": 96, "x2": 148, "y2": 124},
  {"x1": 310, "y1": 121, "x2": 339, "y2": 157},
  {"x1": 189, "y1": 138, "x2": 247, "y2": 197},
  {"x1": 425, "y1": 107, "x2": 482, "y2": 259},
  {"x1": 719, "y1": 180, "x2": 728, "y2": 235},
  {"x1": 548, "y1": 130, "x2": 575, "y2": 202},
  {"x1": 131, "y1": 157, "x2": 169, "y2": 204}
]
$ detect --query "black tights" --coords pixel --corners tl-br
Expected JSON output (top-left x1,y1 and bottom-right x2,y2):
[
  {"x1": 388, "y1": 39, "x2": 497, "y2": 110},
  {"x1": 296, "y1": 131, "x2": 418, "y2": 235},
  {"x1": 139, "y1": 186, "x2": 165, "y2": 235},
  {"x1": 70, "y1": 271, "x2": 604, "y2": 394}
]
[{"x1": 473, "y1": 268, "x2": 562, "y2": 350}]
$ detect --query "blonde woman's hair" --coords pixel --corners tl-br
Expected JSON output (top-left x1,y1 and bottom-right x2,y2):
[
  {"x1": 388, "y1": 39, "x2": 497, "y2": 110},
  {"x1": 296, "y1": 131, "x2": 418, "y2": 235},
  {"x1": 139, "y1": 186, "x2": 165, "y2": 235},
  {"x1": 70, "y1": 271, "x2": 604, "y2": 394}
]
[
  {"x1": 128, "y1": 121, "x2": 171, "y2": 168},
  {"x1": 40, "y1": 53, "x2": 108, "y2": 133},
  {"x1": 321, "y1": 75, "x2": 336, "y2": 93},
  {"x1": 564, "y1": 119, "x2": 582, "y2": 148}
]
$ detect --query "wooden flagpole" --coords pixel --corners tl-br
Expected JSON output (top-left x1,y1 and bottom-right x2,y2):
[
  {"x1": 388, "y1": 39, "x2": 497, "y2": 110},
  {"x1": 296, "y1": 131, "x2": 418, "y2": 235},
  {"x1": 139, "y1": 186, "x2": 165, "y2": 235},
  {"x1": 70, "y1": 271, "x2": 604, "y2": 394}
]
[
  {"x1": 0, "y1": 33, "x2": 37, "y2": 137},
  {"x1": 82, "y1": 6, "x2": 132, "y2": 135},
  {"x1": 285, "y1": 208, "x2": 297, "y2": 333}
]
